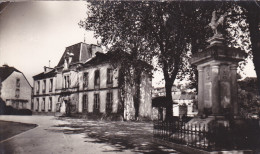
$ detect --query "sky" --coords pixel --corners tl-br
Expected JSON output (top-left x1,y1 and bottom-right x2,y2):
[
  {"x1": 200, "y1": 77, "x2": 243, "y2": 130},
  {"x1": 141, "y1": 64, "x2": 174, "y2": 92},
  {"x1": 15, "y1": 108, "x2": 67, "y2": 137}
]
[{"x1": 0, "y1": 1, "x2": 257, "y2": 87}]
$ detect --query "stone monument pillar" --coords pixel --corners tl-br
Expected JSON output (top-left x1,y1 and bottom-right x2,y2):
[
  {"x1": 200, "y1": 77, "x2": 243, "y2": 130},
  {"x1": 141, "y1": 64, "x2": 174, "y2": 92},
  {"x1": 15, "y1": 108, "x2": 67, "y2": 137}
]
[
  {"x1": 190, "y1": 45, "x2": 246, "y2": 117},
  {"x1": 190, "y1": 11, "x2": 247, "y2": 118}
]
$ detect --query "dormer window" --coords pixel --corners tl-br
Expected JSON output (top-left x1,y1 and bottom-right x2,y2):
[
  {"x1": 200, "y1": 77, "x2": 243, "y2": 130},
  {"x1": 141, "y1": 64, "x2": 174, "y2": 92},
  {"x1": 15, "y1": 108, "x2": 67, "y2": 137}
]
[{"x1": 64, "y1": 58, "x2": 68, "y2": 70}]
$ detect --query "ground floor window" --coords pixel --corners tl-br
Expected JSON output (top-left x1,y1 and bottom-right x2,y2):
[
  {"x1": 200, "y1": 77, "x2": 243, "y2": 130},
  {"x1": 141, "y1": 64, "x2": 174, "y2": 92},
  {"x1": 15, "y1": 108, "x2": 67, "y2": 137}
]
[
  {"x1": 42, "y1": 98, "x2": 45, "y2": 111},
  {"x1": 106, "y1": 92, "x2": 113, "y2": 113},
  {"x1": 83, "y1": 94, "x2": 88, "y2": 112},
  {"x1": 36, "y1": 98, "x2": 39, "y2": 111},
  {"x1": 94, "y1": 94, "x2": 100, "y2": 113},
  {"x1": 48, "y1": 97, "x2": 52, "y2": 111}
]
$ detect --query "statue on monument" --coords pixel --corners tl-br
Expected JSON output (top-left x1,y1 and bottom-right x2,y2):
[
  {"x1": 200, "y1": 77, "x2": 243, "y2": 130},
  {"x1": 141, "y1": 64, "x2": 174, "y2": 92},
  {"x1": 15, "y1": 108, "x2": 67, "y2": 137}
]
[{"x1": 207, "y1": 11, "x2": 228, "y2": 46}]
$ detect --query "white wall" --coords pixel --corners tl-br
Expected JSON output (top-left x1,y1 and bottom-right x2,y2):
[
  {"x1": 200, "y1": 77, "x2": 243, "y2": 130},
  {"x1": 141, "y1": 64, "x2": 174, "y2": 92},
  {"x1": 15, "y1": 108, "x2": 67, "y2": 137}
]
[{"x1": 1, "y1": 71, "x2": 32, "y2": 109}]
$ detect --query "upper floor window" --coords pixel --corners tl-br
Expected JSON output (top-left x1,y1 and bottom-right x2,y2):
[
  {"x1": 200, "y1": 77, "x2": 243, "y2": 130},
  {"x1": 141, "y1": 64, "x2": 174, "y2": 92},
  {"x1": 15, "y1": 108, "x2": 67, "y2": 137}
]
[
  {"x1": 16, "y1": 78, "x2": 20, "y2": 87},
  {"x1": 42, "y1": 80, "x2": 46, "y2": 93},
  {"x1": 49, "y1": 79, "x2": 53, "y2": 92},
  {"x1": 36, "y1": 81, "x2": 40, "y2": 94},
  {"x1": 83, "y1": 72, "x2": 88, "y2": 88},
  {"x1": 107, "y1": 68, "x2": 113, "y2": 84},
  {"x1": 64, "y1": 75, "x2": 70, "y2": 88},
  {"x1": 94, "y1": 70, "x2": 100, "y2": 87}
]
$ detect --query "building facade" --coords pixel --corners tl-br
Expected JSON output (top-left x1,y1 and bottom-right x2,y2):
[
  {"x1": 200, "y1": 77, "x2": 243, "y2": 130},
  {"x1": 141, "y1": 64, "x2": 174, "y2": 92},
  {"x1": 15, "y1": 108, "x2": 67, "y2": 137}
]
[
  {"x1": 33, "y1": 42, "x2": 152, "y2": 120},
  {"x1": 0, "y1": 65, "x2": 32, "y2": 110}
]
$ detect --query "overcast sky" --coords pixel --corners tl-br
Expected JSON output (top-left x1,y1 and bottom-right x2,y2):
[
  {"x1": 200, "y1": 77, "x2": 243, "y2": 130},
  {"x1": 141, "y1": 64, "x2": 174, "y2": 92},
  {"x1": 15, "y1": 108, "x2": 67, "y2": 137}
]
[{"x1": 0, "y1": 1, "x2": 256, "y2": 87}]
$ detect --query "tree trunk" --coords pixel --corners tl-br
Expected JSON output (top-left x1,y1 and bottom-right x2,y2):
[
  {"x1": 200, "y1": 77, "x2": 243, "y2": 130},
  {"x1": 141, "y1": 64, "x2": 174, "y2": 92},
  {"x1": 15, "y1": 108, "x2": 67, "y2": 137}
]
[
  {"x1": 134, "y1": 70, "x2": 141, "y2": 121},
  {"x1": 247, "y1": 6, "x2": 260, "y2": 95},
  {"x1": 165, "y1": 81, "x2": 173, "y2": 121}
]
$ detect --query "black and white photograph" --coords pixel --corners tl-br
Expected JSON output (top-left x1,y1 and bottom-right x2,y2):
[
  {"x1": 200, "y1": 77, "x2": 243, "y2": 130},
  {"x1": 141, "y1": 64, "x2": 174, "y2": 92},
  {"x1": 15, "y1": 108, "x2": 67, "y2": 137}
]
[{"x1": 0, "y1": 1, "x2": 259, "y2": 153}]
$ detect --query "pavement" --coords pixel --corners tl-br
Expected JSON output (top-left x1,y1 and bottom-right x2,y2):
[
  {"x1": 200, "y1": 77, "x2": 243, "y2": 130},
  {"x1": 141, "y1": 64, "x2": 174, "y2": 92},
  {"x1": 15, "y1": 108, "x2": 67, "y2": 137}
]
[{"x1": 0, "y1": 115, "x2": 181, "y2": 154}]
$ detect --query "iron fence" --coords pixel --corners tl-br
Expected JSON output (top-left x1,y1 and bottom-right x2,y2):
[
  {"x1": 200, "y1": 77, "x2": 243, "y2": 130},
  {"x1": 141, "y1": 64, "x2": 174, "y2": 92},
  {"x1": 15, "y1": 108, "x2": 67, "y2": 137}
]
[{"x1": 153, "y1": 119, "x2": 260, "y2": 151}]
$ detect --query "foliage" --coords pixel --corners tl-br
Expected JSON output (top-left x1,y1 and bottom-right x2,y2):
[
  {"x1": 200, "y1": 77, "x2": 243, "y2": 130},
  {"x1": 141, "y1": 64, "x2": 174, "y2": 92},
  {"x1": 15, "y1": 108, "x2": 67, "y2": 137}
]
[
  {"x1": 80, "y1": 1, "x2": 193, "y2": 120},
  {"x1": 81, "y1": 1, "x2": 259, "y2": 119}
]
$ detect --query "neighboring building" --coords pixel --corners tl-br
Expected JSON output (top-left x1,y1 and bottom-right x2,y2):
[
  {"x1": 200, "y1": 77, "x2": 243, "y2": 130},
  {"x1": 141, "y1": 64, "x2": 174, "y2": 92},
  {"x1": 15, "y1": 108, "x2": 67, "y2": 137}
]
[
  {"x1": 32, "y1": 42, "x2": 152, "y2": 120},
  {"x1": 172, "y1": 93, "x2": 198, "y2": 117},
  {"x1": 152, "y1": 86, "x2": 198, "y2": 118},
  {"x1": 0, "y1": 64, "x2": 32, "y2": 109}
]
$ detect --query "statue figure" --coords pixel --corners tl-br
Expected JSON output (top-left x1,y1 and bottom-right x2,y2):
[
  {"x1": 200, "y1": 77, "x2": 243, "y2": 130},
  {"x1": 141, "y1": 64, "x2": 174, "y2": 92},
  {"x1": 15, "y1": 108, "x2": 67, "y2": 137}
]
[
  {"x1": 207, "y1": 11, "x2": 228, "y2": 46},
  {"x1": 209, "y1": 11, "x2": 227, "y2": 36}
]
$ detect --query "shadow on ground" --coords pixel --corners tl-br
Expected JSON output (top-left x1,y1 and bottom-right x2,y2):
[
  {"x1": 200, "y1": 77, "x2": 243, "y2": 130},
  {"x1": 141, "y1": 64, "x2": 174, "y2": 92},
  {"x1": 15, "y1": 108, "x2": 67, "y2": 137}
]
[{"x1": 49, "y1": 117, "x2": 181, "y2": 153}]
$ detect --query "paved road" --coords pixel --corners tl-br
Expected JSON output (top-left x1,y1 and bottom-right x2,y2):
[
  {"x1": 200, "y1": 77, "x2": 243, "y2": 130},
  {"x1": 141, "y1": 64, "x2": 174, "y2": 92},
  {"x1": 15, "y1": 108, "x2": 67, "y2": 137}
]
[{"x1": 0, "y1": 115, "x2": 134, "y2": 154}]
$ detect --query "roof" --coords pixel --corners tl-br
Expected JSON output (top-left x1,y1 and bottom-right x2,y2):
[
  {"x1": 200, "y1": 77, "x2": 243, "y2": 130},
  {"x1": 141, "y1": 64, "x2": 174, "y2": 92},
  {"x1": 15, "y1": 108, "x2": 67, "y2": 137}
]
[
  {"x1": 57, "y1": 42, "x2": 82, "y2": 67},
  {"x1": 83, "y1": 50, "x2": 153, "y2": 70},
  {"x1": 0, "y1": 65, "x2": 32, "y2": 88},
  {"x1": 56, "y1": 42, "x2": 102, "y2": 67},
  {"x1": 33, "y1": 69, "x2": 56, "y2": 80},
  {"x1": 0, "y1": 65, "x2": 21, "y2": 82}
]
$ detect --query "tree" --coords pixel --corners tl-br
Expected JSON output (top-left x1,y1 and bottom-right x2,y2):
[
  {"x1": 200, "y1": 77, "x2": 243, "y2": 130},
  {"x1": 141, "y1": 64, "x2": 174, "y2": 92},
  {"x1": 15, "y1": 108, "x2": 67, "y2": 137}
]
[
  {"x1": 237, "y1": 2, "x2": 260, "y2": 95},
  {"x1": 80, "y1": 1, "x2": 191, "y2": 120}
]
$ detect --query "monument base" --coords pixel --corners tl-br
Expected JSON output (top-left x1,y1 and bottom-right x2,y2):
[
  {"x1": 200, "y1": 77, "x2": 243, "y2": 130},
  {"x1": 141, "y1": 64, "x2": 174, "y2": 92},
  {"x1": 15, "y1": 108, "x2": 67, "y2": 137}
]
[{"x1": 170, "y1": 116, "x2": 231, "y2": 147}]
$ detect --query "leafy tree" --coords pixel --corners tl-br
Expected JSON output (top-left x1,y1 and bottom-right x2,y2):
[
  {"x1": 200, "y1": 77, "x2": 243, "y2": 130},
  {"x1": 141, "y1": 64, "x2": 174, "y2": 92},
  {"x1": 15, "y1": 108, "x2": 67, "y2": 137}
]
[
  {"x1": 80, "y1": 1, "x2": 192, "y2": 120},
  {"x1": 237, "y1": 2, "x2": 260, "y2": 95}
]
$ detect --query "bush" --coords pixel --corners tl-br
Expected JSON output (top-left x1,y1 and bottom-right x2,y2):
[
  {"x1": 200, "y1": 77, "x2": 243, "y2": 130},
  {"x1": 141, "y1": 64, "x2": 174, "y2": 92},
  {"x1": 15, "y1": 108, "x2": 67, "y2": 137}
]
[{"x1": 4, "y1": 106, "x2": 32, "y2": 115}]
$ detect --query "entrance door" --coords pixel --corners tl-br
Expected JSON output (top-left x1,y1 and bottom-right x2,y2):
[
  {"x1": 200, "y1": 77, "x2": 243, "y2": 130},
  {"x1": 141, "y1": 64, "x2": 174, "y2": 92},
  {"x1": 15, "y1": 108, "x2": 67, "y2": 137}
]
[{"x1": 60, "y1": 100, "x2": 66, "y2": 113}]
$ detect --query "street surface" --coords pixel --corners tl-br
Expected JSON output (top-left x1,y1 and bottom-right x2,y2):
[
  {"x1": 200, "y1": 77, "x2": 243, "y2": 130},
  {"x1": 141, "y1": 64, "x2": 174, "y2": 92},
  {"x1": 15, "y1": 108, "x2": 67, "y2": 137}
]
[{"x1": 0, "y1": 115, "x2": 181, "y2": 154}]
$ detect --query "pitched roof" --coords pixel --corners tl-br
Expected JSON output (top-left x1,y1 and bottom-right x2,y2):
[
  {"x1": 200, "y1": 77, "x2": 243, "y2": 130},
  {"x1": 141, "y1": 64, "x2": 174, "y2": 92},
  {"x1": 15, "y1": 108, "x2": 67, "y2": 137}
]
[
  {"x1": 0, "y1": 65, "x2": 21, "y2": 82},
  {"x1": 83, "y1": 50, "x2": 153, "y2": 70},
  {"x1": 57, "y1": 42, "x2": 82, "y2": 67},
  {"x1": 56, "y1": 42, "x2": 102, "y2": 67},
  {"x1": 33, "y1": 69, "x2": 56, "y2": 80}
]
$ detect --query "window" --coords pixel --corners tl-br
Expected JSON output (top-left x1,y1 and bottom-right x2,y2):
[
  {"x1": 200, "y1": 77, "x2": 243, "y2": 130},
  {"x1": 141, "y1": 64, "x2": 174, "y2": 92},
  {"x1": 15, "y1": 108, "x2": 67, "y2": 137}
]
[
  {"x1": 36, "y1": 81, "x2": 40, "y2": 94},
  {"x1": 42, "y1": 80, "x2": 46, "y2": 93},
  {"x1": 64, "y1": 75, "x2": 70, "y2": 88},
  {"x1": 94, "y1": 70, "x2": 100, "y2": 87},
  {"x1": 48, "y1": 97, "x2": 52, "y2": 111},
  {"x1": 94, "y1": 94, "x2": 100, "y2": 112},
  {"x1": 83, "y1": 72, "x2": 88, "y2": 88},
  {"x1": 15, "y1": 89, "x2": 20, "y2": 98},
  {"x1": 42, "y1": 98, "x2": 45, "y2": 111},
  {"x1": 107, "y1": 68, "x2": 113, "y2": 84},
  {"x1": 16, "y1": 78, "x2": 20, "y2": 87},
  {"x1": 49, "y1": 79, "x2": 53, "y2": 92},
  {"x1": 83, "y1": 94, "x2": 88, "y2": 111},
  {"x1": 106, "y1": 92, "x2": 113, "y2": 112},
  {"x1": 36, "y1": 98, "x2": 39, "y2": 111}
]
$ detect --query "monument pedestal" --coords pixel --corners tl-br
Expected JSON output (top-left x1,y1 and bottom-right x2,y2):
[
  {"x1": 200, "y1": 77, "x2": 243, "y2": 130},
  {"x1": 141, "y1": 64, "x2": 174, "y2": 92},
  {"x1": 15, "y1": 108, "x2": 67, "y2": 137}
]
[{"x1": 190, "y1": 44, "x2": 246, "y2": 118}]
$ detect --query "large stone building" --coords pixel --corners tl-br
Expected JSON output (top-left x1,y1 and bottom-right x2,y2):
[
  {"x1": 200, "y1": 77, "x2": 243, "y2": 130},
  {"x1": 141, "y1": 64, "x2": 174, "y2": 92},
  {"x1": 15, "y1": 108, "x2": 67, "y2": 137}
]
[
  {"x1": 0, "y1": 64, "x2": 32, "y2": 109},
  {"x1": 32, "y1": 42, "x2": 152, "y2": 120}
]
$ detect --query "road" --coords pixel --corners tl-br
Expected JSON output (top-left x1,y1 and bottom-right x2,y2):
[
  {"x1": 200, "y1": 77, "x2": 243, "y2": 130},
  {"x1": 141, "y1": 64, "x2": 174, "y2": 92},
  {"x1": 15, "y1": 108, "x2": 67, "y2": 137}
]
[{"x1": 0, "y1": 115, "x2": 180, "y2": 154}]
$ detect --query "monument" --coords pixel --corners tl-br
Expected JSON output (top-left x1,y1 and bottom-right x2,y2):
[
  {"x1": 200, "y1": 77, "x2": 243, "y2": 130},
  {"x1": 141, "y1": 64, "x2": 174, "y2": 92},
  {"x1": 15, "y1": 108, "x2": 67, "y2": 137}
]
[{"x1": 189, "y1": 11, "x2": 247, "y2": 124}]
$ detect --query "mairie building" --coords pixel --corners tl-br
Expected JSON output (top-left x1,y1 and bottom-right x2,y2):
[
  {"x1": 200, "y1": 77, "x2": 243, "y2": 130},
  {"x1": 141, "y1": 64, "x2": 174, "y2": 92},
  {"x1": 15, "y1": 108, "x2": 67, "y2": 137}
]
[{"x1": 32, "y1": 42, "x2": 152, "y2": 120}]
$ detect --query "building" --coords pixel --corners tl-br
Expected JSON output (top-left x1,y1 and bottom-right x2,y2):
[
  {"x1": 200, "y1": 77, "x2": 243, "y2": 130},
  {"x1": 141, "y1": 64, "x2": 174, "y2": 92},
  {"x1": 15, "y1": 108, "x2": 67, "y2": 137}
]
[
  {"x1": 32, "y1": 42, "x2": 152, "y2": 120},
  {"x1": 0, "y1": 64, "x2": 32, "y2": 110},
  {"x1": 152, "y1": 86, "x2": 198, "y2": 118}
]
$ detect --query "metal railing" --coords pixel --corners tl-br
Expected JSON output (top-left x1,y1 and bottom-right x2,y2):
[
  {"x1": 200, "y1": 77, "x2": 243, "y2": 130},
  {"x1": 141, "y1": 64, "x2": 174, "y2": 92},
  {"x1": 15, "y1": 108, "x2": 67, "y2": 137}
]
[{"x1": 153, "y1": 119, "x2": 260, "y2": 151}]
